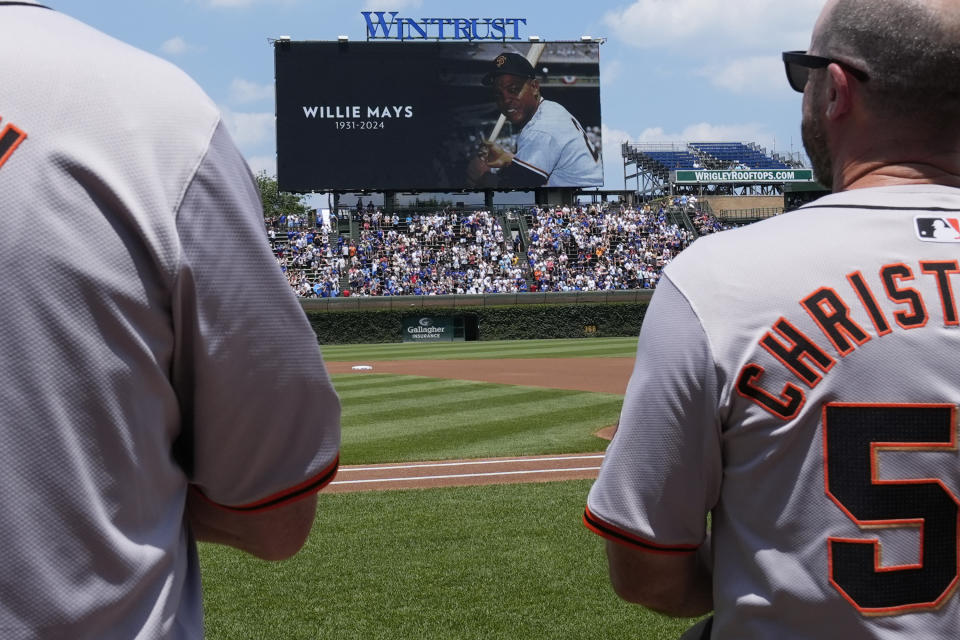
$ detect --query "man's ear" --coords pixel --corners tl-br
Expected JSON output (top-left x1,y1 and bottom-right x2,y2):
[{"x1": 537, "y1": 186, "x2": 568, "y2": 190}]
[{"x1": 824, "y1": 62, "x2": 852, "y2": 121}]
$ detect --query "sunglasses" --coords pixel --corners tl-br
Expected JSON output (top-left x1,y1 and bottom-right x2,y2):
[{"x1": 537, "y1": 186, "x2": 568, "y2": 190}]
[{"x1": 782, "y1": 50, "x2": 869, "y2": 93}]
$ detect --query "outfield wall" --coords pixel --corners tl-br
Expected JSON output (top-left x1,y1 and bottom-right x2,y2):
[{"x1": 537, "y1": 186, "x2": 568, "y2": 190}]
[{"x1": 301, "y1": 292, "x2": 652, "y2": 344}]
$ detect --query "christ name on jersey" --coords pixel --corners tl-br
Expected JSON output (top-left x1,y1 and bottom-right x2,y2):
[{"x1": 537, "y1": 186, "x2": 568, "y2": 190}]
[{"x1": 736, "y1": 258, "x2": 960, "y2": 419}]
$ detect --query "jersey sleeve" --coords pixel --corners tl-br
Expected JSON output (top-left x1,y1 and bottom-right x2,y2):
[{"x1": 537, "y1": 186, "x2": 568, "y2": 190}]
[
  {"x1": 513, "y1": 128, "x2": 561, "y2": 182},
  {"x1": 495, "y1": 160, "x2": 549, "y2": 188},
  {"x1": 585, "y1": 275, "x2": 722, "y2": 552},
  {"x1": 171, "y1": 121, "x2": 340, "y2": 511}
]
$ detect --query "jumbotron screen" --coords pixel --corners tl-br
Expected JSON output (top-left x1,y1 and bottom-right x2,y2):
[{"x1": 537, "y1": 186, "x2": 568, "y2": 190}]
[{"x1": 274, "y1": 40, "x2": 602, "y2": 192}]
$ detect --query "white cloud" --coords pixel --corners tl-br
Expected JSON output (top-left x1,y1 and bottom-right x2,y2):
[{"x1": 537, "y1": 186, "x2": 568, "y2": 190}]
[
  {"x1": 697, "y1": 55, "x2": 785, "y2": 94},
  {"x1": 603, "y1": 0, "x2": 827, "y2": 52},
  {"x1": 220, "y1": 108, "x2": 274, "y2": 147},
  {"x1": 605, "y1": 122, "x2": 747, "y2": 154},
  {"x1": 160, "y1": 36, "x2": 192, "y2": 56},
  {"x1": 637, "y1": 122, "x2": 776, "y2": 151},
  {"x1": 361, "y1": 0, "x2": 422, "y2": 10},
  {"x1": 603, "y1": 59, "x2": 624, "y2": 86},
  {"x1": 600, "y1": 124, "x2": 636, "y2": 189},
  {"x1": 230, "y1": 78, "x2": 274, "y2": 104},
  {"x1": 602, "y1": 124, "x2": 634, "y2": 147}
]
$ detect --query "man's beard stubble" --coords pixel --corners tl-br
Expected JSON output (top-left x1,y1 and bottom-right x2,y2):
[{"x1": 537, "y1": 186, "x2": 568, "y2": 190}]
[{"x1": 801, "y1": 101, "x2": 834, "y2": 190}]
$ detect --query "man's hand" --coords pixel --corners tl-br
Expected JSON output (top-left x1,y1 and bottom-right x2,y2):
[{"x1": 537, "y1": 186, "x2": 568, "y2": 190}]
[
  {"x1": 187, "y1": 485, "x2": 318, "y2": 561},
  {"x1": 605, "y1": 537, "x2": 713, "y2": 617},
  {"x1": 466, "y1": 155, "x2": 490, "y2": 186},
  {"x1": 482, "y1": 140, "x2": 514, "y2": 168}
]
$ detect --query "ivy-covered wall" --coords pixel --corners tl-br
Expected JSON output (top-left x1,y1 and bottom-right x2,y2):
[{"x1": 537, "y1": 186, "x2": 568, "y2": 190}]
[{"x1": 304, "y1": 302, "x2": 648, "y2": 344}]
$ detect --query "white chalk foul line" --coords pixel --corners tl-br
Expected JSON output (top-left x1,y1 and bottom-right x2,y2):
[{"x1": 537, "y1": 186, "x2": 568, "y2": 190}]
[
  {"x1": 339, "y1": 454, "x2": 605, "y2": 473},
  {"x1": 329, "y1": 466, "x2": 602, "y2": 486}
]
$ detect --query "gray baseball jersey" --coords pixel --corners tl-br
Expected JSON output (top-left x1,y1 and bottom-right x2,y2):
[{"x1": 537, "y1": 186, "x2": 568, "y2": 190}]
[
  {"x1": 512, "y1": 99, "x2": 602, "y2": 187},
  {"x1": 0, "y1": 3, "x2": 340, "y2": 638},
  {"x1": 587, "y1": 185, "x2": 960, "y2": 638}
]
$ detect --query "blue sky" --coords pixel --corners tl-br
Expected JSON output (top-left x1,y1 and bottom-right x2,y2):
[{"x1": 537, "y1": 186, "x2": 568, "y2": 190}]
[{"x1": 55, "y1": 0, "x2": 828, "y2": 200}]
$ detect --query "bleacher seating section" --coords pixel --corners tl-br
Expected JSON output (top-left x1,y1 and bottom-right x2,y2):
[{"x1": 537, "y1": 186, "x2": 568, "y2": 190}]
[
  {"x1": 266, "y1": 200, "x2": 743, "y2": 298},
  {"x1": 644, "y1": 151, "x2": 703, "y2": 171},
  {"x1": 688, "y1": 142, "x2": 792, "y2": 170},
  {"x1": 626, "y1": 141, "x2": 795, "y2": 174}
]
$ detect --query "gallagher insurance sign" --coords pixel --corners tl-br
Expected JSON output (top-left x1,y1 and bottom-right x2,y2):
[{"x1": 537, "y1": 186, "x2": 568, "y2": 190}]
[{"x1": 402, "y1": 316, "x2": 454, "y2": 342}]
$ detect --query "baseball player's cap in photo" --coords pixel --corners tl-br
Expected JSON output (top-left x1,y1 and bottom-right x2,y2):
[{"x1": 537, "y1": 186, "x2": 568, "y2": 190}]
[{"x1": 482, "y1": 52, "x2": 536, "y2": 86}]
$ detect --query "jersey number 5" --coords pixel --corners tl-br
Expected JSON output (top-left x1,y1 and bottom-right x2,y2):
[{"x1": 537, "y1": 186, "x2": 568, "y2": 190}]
[{"x1": 824, "y1": 403, "x2": 959, "y2": 615}]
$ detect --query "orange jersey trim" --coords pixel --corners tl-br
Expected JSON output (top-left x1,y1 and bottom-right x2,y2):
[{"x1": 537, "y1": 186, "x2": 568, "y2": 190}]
[
  {"x1": 198, "y1": 454, "x2": 340, "y2": 513},
  {"x1": 583, "y1": 506, "x2": 699, "y2": 555},
  {"x1": 0, "y1": 121, "x2": 26, "y2": 169},
  {"x1": 511, "y1": 156, "x2": 549, "y2": 179}
]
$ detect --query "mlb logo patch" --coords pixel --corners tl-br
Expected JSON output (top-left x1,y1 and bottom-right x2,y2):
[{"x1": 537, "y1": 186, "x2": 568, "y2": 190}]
[{"x1": 916, "y1": 217, "x2": 960, "y2": 242}]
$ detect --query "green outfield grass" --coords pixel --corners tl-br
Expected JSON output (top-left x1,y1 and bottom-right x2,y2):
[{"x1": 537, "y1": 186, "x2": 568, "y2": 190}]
[
  {"x1": 200, "y1": 480, "x2": 698, "y2": 640},
  {"x1": 333, "y1": 373, "x2": 621, "y2": 464},
  {"x1": 320, "y1": 336, "x2": 639, "y2": 361}
]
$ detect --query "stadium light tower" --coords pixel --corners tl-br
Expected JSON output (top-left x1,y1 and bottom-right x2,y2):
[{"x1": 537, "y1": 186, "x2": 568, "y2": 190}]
[
  {"x1": 337, "y1": 35, "x2": 349, "y2": 42},
  {"x1": 528, "y1": 35, "x2": 541, "y2": 42},
  {"x1": 580, "y1": 35, "x2": 593, "y2": 41}
]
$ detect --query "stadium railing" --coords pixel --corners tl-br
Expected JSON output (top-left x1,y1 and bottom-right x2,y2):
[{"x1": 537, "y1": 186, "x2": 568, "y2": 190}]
[{"x1": 717, "y1": 207, "x2": 784, "y2": 222}]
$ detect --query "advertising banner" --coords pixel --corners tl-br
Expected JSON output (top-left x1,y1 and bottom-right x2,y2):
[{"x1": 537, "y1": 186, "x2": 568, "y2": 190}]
[
  {"x1": 275, "y1": 40, "x2": 602, "y2": 191},
  {"x1": 672, "y1": 169, "x2": 815, "y2": 184},
  {"x1": 402, "y1": 316, "x2": 455, "y2": 342}
]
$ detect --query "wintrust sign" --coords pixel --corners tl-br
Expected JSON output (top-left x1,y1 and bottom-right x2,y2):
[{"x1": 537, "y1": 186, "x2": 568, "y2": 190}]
[{"x1": 362, "y1": 11, "x2": 527, "y2": 40}]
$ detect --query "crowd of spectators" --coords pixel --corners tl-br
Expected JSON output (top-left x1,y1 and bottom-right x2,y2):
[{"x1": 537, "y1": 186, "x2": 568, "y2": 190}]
[
  {"x1": 265, "y1": 199, "x2": 736, "y2": 298},
  {"x1": 690, "y1": 207, "x2": 741, "y2": 236},
  {"x1": 344, "y1": 210, "x2": 527, "y2": 295},
  {"x1": 267, "y1": 216, "x2": 344, "y2": 298},
  {"x1": 524, "y1": 203, "x2": 693, "y2": 291}
]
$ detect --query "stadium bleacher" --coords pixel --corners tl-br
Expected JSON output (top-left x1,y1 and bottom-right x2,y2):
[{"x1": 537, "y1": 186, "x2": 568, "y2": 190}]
[
  {"x1": 643, "y1": 151, "x2": 703, "y2": 171},
  {"x1": 627, "y1": 141, "x2": 792, "y2": 173},
  {"x1": 689, "y1": 142, "x2": 792, "y2": 170},
  {"x1": 268, "y1": 200, "x2": 738, "y2": 298}
]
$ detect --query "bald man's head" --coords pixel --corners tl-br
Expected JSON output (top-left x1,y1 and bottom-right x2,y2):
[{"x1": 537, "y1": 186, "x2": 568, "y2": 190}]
[{"x1": 810, "y1": 0, "x2": 960, "y2": 132}]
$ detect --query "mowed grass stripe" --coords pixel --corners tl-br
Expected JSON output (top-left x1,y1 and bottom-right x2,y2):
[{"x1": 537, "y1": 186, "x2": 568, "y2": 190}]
[
  {"x1": 414, "y1": 343, "x2": 631, "y2": 360},
  {"x1": 329, "y1": 341, "x2": 632, "y2": 360},
  {"x1": 337, "y1": 376, "x2": 621, "y2": 463},
  {"x1": 340, "y1": 382, "x2": 540, "y2": 415},
  {"x1": 343, "y1": 387, "x2": 584, "y2": 428},
  {"x1": 328, "y1": 373, "x2": 416, "y2": 389},
  {"x1": 333, "y1": 375, "x2": 478, "y2": 402},
  {"x1": 321, "y1": 337, "x2": 638, "y2": 361},
  {"x1": 368, "y1": 399, "x2": 621, "y2": 462},
  {"x1": 439, "y1": 339, "x2": 635, "y2": 358}
]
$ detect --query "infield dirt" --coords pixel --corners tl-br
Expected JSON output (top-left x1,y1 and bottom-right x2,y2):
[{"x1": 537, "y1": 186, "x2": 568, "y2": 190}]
[{"x1": 325, "y1": 357, "x2": 634, "y2": 395}]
